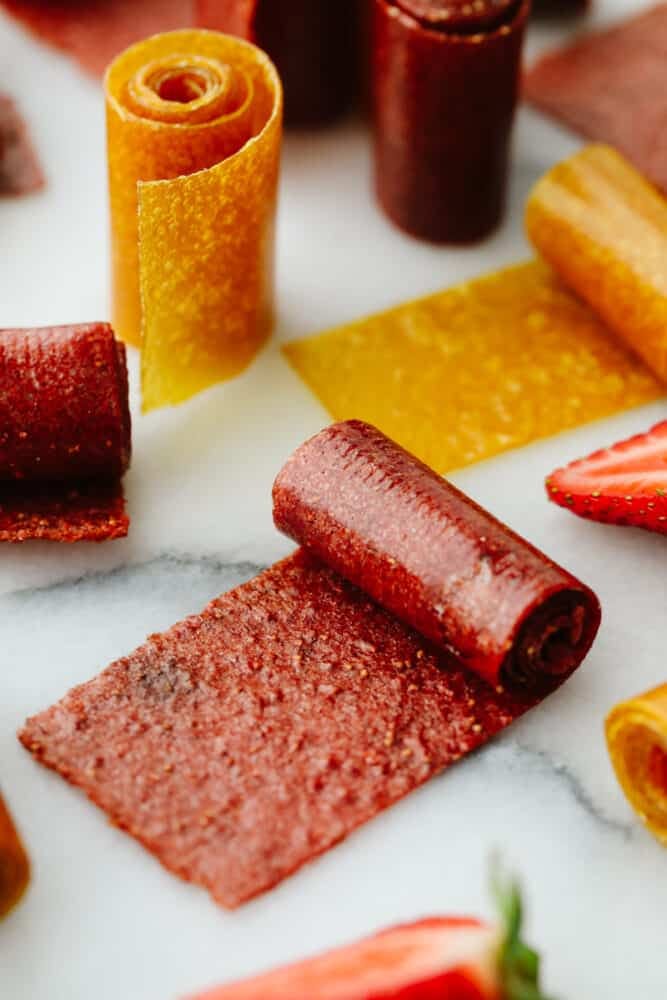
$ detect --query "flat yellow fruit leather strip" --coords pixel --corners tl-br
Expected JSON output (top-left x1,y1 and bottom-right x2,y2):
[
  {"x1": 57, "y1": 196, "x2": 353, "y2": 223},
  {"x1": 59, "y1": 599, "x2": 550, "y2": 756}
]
[
  {"x1": 526, "y1": 144, "x2": 667, "y2": 384},
  {"x1": 607, "y1": 685, "x2": 667, "y2": 846},
  {"x1": 106, "y1": 30, "x2": 282, "y2": 411},
  {"x1": 283, "y1": 261, "x2": 660, "y2": 474}
]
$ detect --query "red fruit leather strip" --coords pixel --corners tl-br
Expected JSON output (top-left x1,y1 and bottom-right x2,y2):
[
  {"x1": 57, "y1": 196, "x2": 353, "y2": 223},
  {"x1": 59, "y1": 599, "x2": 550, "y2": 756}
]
[
  {"x1": 274, "y1": 421, "x2": 601, "y2": 692},
  {"x1": 524, "y1": 6, "x2": 667, "y2": 196},
  {"x1": 371, "y1": 0, "x2": 529, "y2": 243},
  {"x1": 0, "y1": 94, "x2": 44, "y2": 196},
  {"x1": 20, "y1": 422, "x2": 598, "y2": 906},
  {"x1": 197, "y1": 0, "x2": 361, "y2": 126},
  {"x1": 0, "y1": 0, "x2": 195, "y2": 77},
  {"x1": 20, "y1": 550, "x2": 537, "y2": 909},
  {"x1": 0, "y1": 324, "x2": 131, "y2": 542}
]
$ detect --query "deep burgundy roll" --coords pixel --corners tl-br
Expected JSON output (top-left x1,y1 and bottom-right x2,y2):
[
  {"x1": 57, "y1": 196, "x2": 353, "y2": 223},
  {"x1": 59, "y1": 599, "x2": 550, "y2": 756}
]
[
  {"x1": 0, "y1": 323, "x2": 131, "y2": 483},
  {"x1": 197, "y1": 0, "x2": 361, "y2": 126},
  {"x1": 371, "y1": 0, "x2": 530, "y2": 243},
  {"x1": 273, "y1": 420, "x2": 600, "y2": 692}
]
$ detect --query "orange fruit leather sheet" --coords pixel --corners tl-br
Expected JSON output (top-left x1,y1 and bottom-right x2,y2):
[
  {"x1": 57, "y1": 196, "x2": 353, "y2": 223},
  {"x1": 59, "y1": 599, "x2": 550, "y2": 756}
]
[
  {"x1": 607, "y1": 685, "x2": 667, "y2": 846},
  {"x1": 106, "y1": 29, "x2": 282, "y2": 410},
  {"x1": 283, "y1": 260, "x2": 661, "y2": 475},
  {"x1": 526, "y1": 144, "x2": 667, "y2": 385}
]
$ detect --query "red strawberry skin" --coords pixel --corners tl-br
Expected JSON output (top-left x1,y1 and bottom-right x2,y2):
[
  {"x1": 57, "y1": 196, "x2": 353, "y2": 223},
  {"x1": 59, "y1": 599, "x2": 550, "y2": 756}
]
[
  {"x1": 546, "y1": 420, "x2": 667, "y2": 534},
  {"x1": 187, "y1": 918, "x2": 501, "y2": 1000}
]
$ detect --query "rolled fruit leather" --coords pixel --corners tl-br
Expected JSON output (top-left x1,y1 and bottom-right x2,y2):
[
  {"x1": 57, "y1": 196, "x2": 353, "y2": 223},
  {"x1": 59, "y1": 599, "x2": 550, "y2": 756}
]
[
  {"x1": 197, "y1": 0, "x2": 361, "y2": 126},
  {"x1": 0, "y1": 792, "x2": 30, "y2": 918},
  {"x1": 273, "y1": 420, "x2": 601, "y2": 692},
  {"x1": 106, "y1": 30, "x2": 282, "y2": 410},
  {"x1": 526, "y1": 144, "x2": 667, "y2": 383},
  {"x1": 606, "y1": 685, "x2": 667, "y2": 846},
  {"x1": 371, "y1": 0, "x2": 529, "y2": 243},
  {"x1": 0, "y1": 323, "x2": 131, "y2": 542}
]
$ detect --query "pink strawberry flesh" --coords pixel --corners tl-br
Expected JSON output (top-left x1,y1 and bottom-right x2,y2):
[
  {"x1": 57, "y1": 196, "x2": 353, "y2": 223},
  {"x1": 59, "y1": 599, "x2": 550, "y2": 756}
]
[
  {"x1": 546, "y1": 419, "x2": 667, "y2": 534},
  {"x1": 187, "y1": 918, "x2": 501, "y2": 1000}
]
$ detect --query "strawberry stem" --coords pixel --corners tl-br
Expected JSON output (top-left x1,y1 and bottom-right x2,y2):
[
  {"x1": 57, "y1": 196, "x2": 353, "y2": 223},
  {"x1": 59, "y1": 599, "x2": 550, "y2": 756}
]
[{"x1": 491, "y1": 860, "x2": 556, "y2": 1000}]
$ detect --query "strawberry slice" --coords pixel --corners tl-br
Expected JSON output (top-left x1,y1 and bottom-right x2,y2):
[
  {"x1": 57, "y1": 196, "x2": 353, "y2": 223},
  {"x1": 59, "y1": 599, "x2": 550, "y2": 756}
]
[
  {"x1": 546, "y1": 420, "x2": 667, "y2": 534},
  {"x1": 187, "y1": 870, "x2": 552, "y2": 1000}
]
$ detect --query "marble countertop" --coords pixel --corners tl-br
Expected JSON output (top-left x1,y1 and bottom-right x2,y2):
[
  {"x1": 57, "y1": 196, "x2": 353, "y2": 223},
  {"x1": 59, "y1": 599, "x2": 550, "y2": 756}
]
[{"x1": 1, "y1": 2, "x2": 665, "y2": 997}]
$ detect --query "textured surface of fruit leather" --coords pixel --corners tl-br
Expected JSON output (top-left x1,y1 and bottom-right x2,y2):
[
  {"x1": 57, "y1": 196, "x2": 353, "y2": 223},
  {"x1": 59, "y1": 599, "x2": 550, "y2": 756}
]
[{"x1": 20, "y1": 421, "x2": 600, "y2": 907}]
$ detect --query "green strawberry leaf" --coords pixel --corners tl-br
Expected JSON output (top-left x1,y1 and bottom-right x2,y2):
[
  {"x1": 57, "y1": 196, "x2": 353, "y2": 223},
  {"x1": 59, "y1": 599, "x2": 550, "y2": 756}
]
[{"x1": 490, "y1": 859, "x2": 558, "y2": 1000}]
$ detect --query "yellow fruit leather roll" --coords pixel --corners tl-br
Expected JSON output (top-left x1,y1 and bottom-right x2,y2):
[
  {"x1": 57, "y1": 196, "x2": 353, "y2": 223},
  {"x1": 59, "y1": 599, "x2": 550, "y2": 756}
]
[
  {"x1": 106, "y1": 30, "x2": 282, "y2": 411},
  {"x1": 283, "y1": 261, "x2": 660, "y2": 474},
  {"x1": 606, "y1": 685, "x2": 667, "y2": 845},
  {"x1": 526, "y1": 144, "x2": 667, "y2": 384}
]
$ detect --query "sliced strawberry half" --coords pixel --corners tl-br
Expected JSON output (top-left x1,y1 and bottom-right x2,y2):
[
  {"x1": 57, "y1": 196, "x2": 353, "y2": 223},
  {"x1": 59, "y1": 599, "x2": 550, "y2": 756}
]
[
  {"x1": 546, "y1": 420, "x2": 667, "y2": 534},
  {"x1": 187, "y1": 871, "x2": 552, "y2": 1000}
]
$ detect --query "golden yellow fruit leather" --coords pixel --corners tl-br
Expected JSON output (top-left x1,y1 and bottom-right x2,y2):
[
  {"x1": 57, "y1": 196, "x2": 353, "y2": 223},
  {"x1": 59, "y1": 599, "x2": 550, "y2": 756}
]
[
  {"x1": 607, "y1": 686, "x2": 667, "y2": 846},
  {"x1": 283, "y1": 261, "x2": 660, "y2": 474},
  {"x1": 526, "y1": 144, "x2": 667, "y2": 383},
  {"x1": 106, "y1": 30, "x2": 282, "y2": 411}
]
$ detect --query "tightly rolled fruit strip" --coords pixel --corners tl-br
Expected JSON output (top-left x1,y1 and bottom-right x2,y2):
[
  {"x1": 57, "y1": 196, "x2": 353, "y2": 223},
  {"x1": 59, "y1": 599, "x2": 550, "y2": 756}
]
[
  {"x1": 274, "y1": 421, "x2": 601, "y2": 692},
  {"x1": 197, "y1": 0, "x2": 361, "y2": 126},
  {"x1": 19, "y1": 423, "x2": 599, "y2": 907},
  {"x1": 106, "y1": 30, "x2": 282, "y2": 410},
  {"x1": 0, "y1": 94, "x2": 44, "y2": 196},
  {"x1": 283, "y1": 260, "x2": 661, "y2": 475},
  {"x1": 0, "y1": 324, "x2": 131, "y2": 542},
  {"x1": 0, "y1": 792, "x2": 30, "y2": 919},
  {"x1": 606, "y1": 685, "x2": 667, "y2": 845},
  {"x1": 371, "y1": 0, "x2": 529, "y2": 243},
  {"x1": 526, "y1": 145, "x2": 667, "y2": 383}
]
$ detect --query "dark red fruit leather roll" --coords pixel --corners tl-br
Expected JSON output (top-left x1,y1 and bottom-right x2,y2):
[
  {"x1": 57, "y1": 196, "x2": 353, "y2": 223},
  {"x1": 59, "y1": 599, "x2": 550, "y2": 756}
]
[
  {"x1": 197, "y1": 0, "x2": 361, "y2": 126},
  {"x1": 20, "y1": 419, "x2": 599, "y2": 906},
  {"x1": 273, "y1": 420, "x2": 601, "y2": 691},
  {"x1": 0, "y1": 323, "x2": 131, "y2": 541},
  {"x1": 371, "y1": 0, "x2": 530, "y2": 243}
]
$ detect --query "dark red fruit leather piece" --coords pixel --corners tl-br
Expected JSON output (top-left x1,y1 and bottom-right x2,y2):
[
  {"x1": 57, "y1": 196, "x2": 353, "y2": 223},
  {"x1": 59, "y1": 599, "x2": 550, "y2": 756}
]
[
  {"x1": 0, "y1": 323, "x2": 131, "y2": 542},
  {"x1": 524, "y1": 6, "x2": 667, "y2": 195},
  {"x1": 274, "y1": 421, "x2": 601, "y2": 692},
  {"x1": 0, "y1": 94, "x2": 44, "y2": 196},
  {"x1": 0, "y1": 0, "x2": 195, "y2": 77},
  {"x1": 197, "y1": 0, "x2": 361, "y2": 126},
  {"x1": 19, "y1": 550, "x2": 536, "y2": 909},
  {"x1": 371, "y1": 0, "x2": 529, "y2": 243}
]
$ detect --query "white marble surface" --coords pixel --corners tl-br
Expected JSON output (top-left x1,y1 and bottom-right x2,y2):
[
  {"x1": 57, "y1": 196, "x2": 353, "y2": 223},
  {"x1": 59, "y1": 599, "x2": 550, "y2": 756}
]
[{"x1": 1, "y1": 3, "x2": 666, "y2": 998}]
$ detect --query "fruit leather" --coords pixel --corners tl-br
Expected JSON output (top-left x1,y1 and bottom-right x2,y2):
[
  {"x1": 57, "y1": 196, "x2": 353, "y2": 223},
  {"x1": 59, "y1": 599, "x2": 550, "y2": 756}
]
[
  {"x1": 0, "y1": 94, "x2": 44, "y2": 195},
  {"x1": 371, "y1": 0, "x2": 529, "y2": 242},
  {"x1": 282, "y1": 260, "x2": 661, "y2": 475},
  {"x1": 106, "y1": 29, "x2": 282, "y2": 410},
  {"x1": 0, "y1": 792, "x2": 30, "y2": 919},
  {"x1": 606, "y1": 684, "x2": 667, "y2": 846},
  {"x1": 21, "y1": 422, "x2": 600, "y2": 908},
  {"x1": 198, "y1": 0, "x2": 361, "y2": 126},
  {"x1": 1, "y1": 0, "x2": 360, "y2": 127},
  {"x1": 0, "y1": 0, "x2": 196, "y2": 76},
  {"x1": 525, "y1": 6, "x2": 667, "y2": 196},
  {"x1": 526, "y1": 144, "x2": 667, "y2": 384},
  {"x1": 0, "y1": 323, "x2": 131, "y2": 542}
]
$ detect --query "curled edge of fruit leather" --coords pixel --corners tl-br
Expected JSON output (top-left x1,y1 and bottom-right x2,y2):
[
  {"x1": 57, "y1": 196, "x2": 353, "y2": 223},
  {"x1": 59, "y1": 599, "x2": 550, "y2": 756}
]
[
  {"x1": 273, "y1": 420, "x2": 602, "y2": 693},
  {"x1": 526, "y1": 144, "x2": 667, "y2": 384},
  {"x1": 606, "y1": 685, "x2": 667, "y2": 845},
  {"x1": 105, "y1": 29, "x2": 282, "y2": 411},
  {"x1": 0, "y1": 792, "x2": 30, "y2": 919}
]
